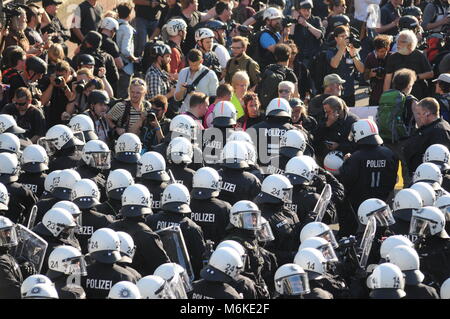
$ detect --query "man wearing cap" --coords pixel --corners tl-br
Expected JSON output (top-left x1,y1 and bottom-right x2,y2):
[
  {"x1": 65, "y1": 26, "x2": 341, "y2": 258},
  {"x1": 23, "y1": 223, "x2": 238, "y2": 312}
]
[
  {"x1": 98, "y1": 18, "x2": 123, "y2": 72},
  {"x1": 292, "y1": 0, "x2": 324, "y2": 70},
  {"x1": 41, "y1": 0, "x2": 70, "y2": 52},
  {"x1": 70, "y1": 0, "x2": 104, "y2": 44},
  {"x1": 308, "y1": 73, "x2": 345, "y2": 123},
  {"x1": 258, "y1": 7, "x2": 283, "y2": 70},
  {"x1": 433, "y1": 73, "x2": 450, "y2": 122}
]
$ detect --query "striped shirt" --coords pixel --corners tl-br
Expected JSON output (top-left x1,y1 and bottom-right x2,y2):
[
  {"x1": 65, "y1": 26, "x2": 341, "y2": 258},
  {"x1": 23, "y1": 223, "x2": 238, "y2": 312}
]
[{"x1": 107, "y1": 100, "x2": 151, "y2": 130}]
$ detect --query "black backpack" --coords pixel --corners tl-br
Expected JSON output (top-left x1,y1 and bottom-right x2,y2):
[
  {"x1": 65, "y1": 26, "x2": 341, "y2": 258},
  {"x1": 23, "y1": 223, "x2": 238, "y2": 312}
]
[
  {"x1": 310, "y1": 50, "x2": 331, "y2": 94},
  {"x1": 256, "y1": 64, "x2": 287, "y2": 109}
]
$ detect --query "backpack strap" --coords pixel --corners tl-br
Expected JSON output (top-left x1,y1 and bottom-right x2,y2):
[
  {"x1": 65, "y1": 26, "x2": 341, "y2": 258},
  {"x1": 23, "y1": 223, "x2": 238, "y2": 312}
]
[{"x1": 118, "y1": 100, "x2": 132, "y2": 130}]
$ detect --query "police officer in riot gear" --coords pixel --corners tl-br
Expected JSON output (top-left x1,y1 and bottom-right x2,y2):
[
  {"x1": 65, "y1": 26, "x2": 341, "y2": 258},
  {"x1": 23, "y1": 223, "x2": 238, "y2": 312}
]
[
  {"x1": 136, "y1": 152, "x2": 169, "y2": 214},
  {"x1": 227, "y1": 132, "x2": 264, "y2": 182},
  {"x1": 76, "y1": 140, "x2": 111, "y2": 202},
  {"x1": 436, "y1": 195, "x2": 450, "y2": 234},
  {"x1": 367, "y1": 263, "x2": 406, "y2": 299},
  {"x1": 166, "y1": 137, "x2": 196, "y2": 192},
  {"x1": 273, "y1": 263, "x2": 311, "y2": 299},
  {"x1": 0, "y1": 216, "x2": 23, "y2": 299},
  {"x1": 254, "y1": 174, "x2": 300, "y2": 265},
  {"x1": 34, "y1": 169, "x2": 81, "y2": 225},
  {"x1": 190, "y1": 247, "x2": 243, "y2": 299},
  {"x1": 137, "y1": 275, "x2": 176, "y2": 299},
  {"x1": 33, "y1": 207, "x2": 80, "y2": 274},
  {"x1": 380, "y1": 235, "x2": 415, "y2": 263},
  {"x1": 108, "y1": 184, "x2": 170, "y2": 276},
  {"x1": 116, "y1": 231, "x2": 142, "y2": 282},
  {"x1": 154, "y1": 263, "x2": 192, "y2": 299},
  {"x1": 110, "y1": 133, "x2": 142, "y2": 177},
  {"x1": 340, "y1": 119, "x2": 399, "y2": 214},
  {"x1": 267, "y1": 129, "x2": 307, "y2": 175},
  {"x1": 190, "y1": 167, "x2": 231, "y2": 245},
  {"x1": 71, "y1": 179, "x2": 115, "y2": 254},
  {"x1": 108, "y1": 281, "x2": 141, "y2": 299},
  {"x1": 0, "y1": 133, "x2": 21, "y2": 156},
  {"x1": 0, "y1": 153, "x2": 37, "y2": 224},
  {"x1": 410, "y1": 206, "x2": 450, "y2": 287},
  {"x1": 412, "y1": 162, "x2": 448, "y2": 198},
  {"x1": 95, "y1": 169, "x2": 134, "y2": 217},
  {"x1": 146, "y1": 183, "x2": 206, "y2": 279},
  {"x1": 386, "y1": 245, "x2": 439, "y2": 299},
  {"x1": 41, "y1": 170, "x2": 61, "y2": 200},
  {"x1": 423, "y1": 144, "x2": 450, "y2": 192},
  {"x1": 217, "y1": 141, "x2": 261, "y2": 205},
  {"x1": 18, "y1": 145, "x2": 49, "y2": 199},
  {"x1": 202, "y1": 101, "x2": 237, "y2": 167},
  {"x1": 46, "y1": 245, "x2": 87, "y2": 299},
  {"x1": 390, "y1": 188, "x2": 423, "y2": 238},
  {"x1": 20, "y1": 275, "x2": 53, "y2": 298},
  {"x1": 0, "y1": 183, "x2": 8, "y2": 217},
  {"x1": 81, "y1": 228, "x2": 136, "y2": 299},
  {"x1": 68, "y1": 114, "x2": 99, "y2": 143},
  {"x1": 44, "y1": 124, "x2": 84, "y2": 172}
]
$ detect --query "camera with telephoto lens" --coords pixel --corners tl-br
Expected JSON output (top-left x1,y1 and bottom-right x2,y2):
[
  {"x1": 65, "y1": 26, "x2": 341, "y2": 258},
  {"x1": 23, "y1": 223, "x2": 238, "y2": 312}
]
[
  {"x1": 75, "y1": 80, "x2": 87, "y2": 94},
  {"x1": 183, "y1": 84, "x2": 196, "y2": 94},
  {"x1": 373, "y1": 67, "x2": 386, "y2": 78},
  {"x1": 54, "y1": 76, "x2": 64, "y2": 85},
  {"x1": 147, "y1": 110, "x2": 157, "y2": 122},
  {"x1": 348, "y1": 32, "x2": 361, "y2": 49}
]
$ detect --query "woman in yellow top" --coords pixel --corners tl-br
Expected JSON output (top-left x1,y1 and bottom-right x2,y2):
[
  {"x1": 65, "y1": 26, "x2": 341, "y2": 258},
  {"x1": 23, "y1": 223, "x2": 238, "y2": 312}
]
[{"x1": 230, "y1": 71, "x2": 250, "y2": 120}]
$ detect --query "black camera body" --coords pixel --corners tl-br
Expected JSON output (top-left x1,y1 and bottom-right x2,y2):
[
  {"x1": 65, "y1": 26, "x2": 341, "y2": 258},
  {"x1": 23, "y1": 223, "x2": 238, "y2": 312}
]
[
  {"x1": 338, "y1": 236, "x2": 357, "y2": 249},
  {"x1": 184, "y1": 84, "x2": 196, "y2": 94},
  {"x1": 75, "y1": 80, "x2": 87, "y2": 94},
  {"x1": 373, "y1": 67, "x2": 386, "y2": 78},
  {"x1": 147, "y1": 110, "x2": 157, "y2": 122},
  {"x1": 54, "y1": 76, "x2": 64, "y2": 85},
  {"x1": 282, "y1": 17, "x2": 297, "y2": 28},
  {"x1": 348, "y1": 33, "x2": 361, "y2": 49}
]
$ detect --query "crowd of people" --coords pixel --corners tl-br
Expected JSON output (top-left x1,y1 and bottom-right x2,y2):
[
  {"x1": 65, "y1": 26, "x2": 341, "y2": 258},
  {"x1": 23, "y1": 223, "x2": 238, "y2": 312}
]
[{"x1": 1, "y1": 0, "x2": 450, "y2": 299}]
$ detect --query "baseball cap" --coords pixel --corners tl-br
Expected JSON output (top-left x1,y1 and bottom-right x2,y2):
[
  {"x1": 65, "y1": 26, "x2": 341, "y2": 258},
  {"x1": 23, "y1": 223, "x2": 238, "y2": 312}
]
[
  {"x1": 299, "y1": 0, "x2": 313, "y2": 9},
  {"x1": 43, "y1": 0, "x2": 63, "y2": 7},
  {"x1": 323, "y1": 74, "x2": 346, "y2": 87},
  {"x1": 432, "y1": 73, "x2": 450, "y2": 84}
]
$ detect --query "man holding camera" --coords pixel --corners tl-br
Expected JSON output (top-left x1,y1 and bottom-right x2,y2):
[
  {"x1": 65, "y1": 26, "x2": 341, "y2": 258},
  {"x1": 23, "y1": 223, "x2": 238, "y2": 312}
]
[
  {"x1": 327, "y1": 25, "x2": 364, "y2": 107},
  {"x1": 175, "y1": 49, "x2": 218, "y2": 114}
]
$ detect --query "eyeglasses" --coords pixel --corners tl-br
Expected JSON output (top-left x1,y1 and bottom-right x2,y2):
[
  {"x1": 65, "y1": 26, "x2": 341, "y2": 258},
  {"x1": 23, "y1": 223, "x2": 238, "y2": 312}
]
[{"x1": 231, "y1": 46, "x2": 243, "y2": 50}]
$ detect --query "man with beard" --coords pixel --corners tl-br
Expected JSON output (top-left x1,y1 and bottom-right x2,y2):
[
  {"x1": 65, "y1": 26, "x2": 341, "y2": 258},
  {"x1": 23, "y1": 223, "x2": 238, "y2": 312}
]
[
  {"x1": 224, "y1": 36, "x2": 260, "y2": 89},
  {"x1": 166, "y1": 19, "x2": 188, "y2": 77},
  {"x1": 257, "y1": 7, "x2": 283, "y2": 70},
  {"x1": 203, "y1": 20, "x2": 230, "y2": 70},
  {"x1": 144, "y1": 43, "x2": 176, "y2": 101}
]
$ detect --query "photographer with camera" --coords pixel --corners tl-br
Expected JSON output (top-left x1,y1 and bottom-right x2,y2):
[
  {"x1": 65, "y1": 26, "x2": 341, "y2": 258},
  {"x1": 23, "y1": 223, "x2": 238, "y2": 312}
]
[
  {"x1": 377, "y1": 0, "x2": 402, "y2": 36},
  {"x1": 364, "y1": 34, "x2": 392, "y2": 105},
  {"x1": 175, "y1": 49, "x2": 219, "y2": 114},
  {"x1": 139, "y1": 95, "x2": 171, "y2": 152},
  {"x1": 327, "y1": 25, "x2": 365, "y2": 106}
]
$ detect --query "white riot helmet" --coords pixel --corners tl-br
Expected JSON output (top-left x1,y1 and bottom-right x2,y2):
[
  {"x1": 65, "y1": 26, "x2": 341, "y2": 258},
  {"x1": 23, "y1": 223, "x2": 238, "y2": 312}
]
[
  {"x1": 106, "y1": 169, "x2": 134, "y2": 201},
  {"x1": 221, "y1": 141, "x2": 249, "y2": 169},
  {"x1": 280, "y1": 130, "x2": 307, "y2": 158},
  {"x1": 213, "y1": 101, "x2": 237, "y2": 127},
  {"x1": 108, "y1": 281, "x2": 141, "y2": 299},
  {"x1": 195, "y1": 27, "x2": 215, "y2": 42},
  {"x1": 117, "y1": 231, "x2": 136, "y2": 264},
  {"x1": 0, "y1": 114, "x2": 25, "y2": 134},
  {"x1": 115, "y1": 133, "x2": 142, "y2": 163},
  {"x1": 0, "y1": 132, "x2": 20, "y2": 155},
  {"x1": 68, "y1": 114, "x2": 98, "y2": 142},
  {"x1": 88, "y1": 228, "x2": 121, "y2": 264},
  {"x1": 137, "y1": 151, "x2": 170, "y2": 181},
  {"x1": 227, "y1": 131, "x2": 253, "y2": 144},
  {"x1": 412, "y1": 162, "x2": 443, "y2": 186},
  {"x1": 21, "y1": 275, "x2": 53, "y2": 297},
  {"x1": 137, "y1": 275, "x2": 175, "y2": 299},
  {"x1": 24, "y1": 283, "x2": 59, "y2": 299},
  {"x1": 161, "y1": 183, "x2": 191, "y2": 214},
  {"x1": 51, "y1": 169, "x2": 81, "y2": 200},
  {"x1": 380, "y1": 235, "x2": 414, "y2": 259},
  {"x1": 0, "y1": 182, "x2": 9, "y2": 211},
  {"x1": 294, "y1": 248, "x2": 328, "y2": 279},
  {"x1": 120, "y1": 184, "x2": 152, "y2": 217},
  {"x1": 393, "y1": 189, "x2": 422, "y2": 213},
  {"x1": 299, "y1": 155, "x2": 319, "y2": 177},
  {"x1": 435, "y1": 195, "x2": 450, "y2": 221},
  {"x1": 229, "y1": 200, "x2": 262, "y2": 230},
  {"x1": 255, "y1": 174, "x2": 293, "y2": 204},
  {"x1": 41, "y1": 208, "x2": 76, "y2": 238},
  {"x1": 357, "y1": 198, "x2": 395, "y2": 226},
  {"x1": 410, "y1": 206, "x2": 448, "y2": 238},
  {"x1": 274, "y1": 263, "x2": 310, "y2": 296},
  {"x1": 167, "y1": 136, "x2": 193, "y2": 164},
  {"x1": 243, "y1": 141, "x2": 258, "y2": 166},
  {"x1": 257, "y1": 216, "x2": 275, "y2": 243},
  {"x1": 285, "y1": 156, "x2": 315, "y2": 185},
  {"x1": 166, "y1": 18, "x2": 187, "y2": 37},
  {"x1": 192, "y1": 167, "x2": 221, "y2": 199},
  {"x1": 349, "y1": 118, "x2": 383, "y2": 145},
  {"x1": 0, "y1": 153, "x2": 19, "y2": 183},
  {"x1": 71, "y1": 179, "x2": 100, "y2": 209},
  {"x1": 99, "y1": 17, "x2": 119, "y2": 32},
  {"x1": 423, "y1": 144, "x2": 450, "y2": 171},
  {"x1": 299, "y1": 237, "x2": 338, "y2": 263},
  {"x1": 44, "y1": 124, "x2": 84, "y2": 152},
  {"x1": 21, "y1": 145, "x2": 49, "y2": 173},
  {"x1": 217, "y1": 240, "x2": 247, "y2": 266},
  {"x1": 81, "y1": 140, "x2": 111, "y2": 170},
  {"x1": 0, "y1": 216, "x2": 18, "y2": 247},
  {"x1": 386, "y1": 245, "x2": 424, "y2": 285},
  {"x1": 169, "y1": 114, "x2": 198, "y2": 140},
  {"x1": 300, "y1": 222, "x2": 338, "y2": 248},
  {"x1": 323, "y1": 151, "x2": 344, "y2": 176},
  {"x1": 265, "y1": 97, "x2": 291, "y2": 118},
  {"x1": 263, "y1": 7, "x2": 283, "y2": 20},
  {"x1": 201, "y1": 247, "x2": 244, "y2": 282},
  {"x1": 47, "y1": 245, "x2": 87, "y2": 276},
  {"x1": 441, "y1": 278, "x2": 450, "y2": 299},
  {"x1": 44, "y1": 170, "x2": 61, "y2": 195},
  {"x1": 411, "y1": 182, "x2": 436, "y2": 206},
  {"x1": 52, "y1": 201, "x2": 82, "y2": 232},
  {"x1": 367, "y1": 263, "x2": 406, "y2": 298},
  {"x1": 154, "y1": 263, "x2": 191, "y2": 298}
]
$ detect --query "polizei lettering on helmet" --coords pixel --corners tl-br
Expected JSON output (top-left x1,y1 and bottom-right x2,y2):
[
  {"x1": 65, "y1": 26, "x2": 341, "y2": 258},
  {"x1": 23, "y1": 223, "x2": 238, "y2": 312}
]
[{"x1": 366, "y1": 160, "x2": 386, "y2": 168}]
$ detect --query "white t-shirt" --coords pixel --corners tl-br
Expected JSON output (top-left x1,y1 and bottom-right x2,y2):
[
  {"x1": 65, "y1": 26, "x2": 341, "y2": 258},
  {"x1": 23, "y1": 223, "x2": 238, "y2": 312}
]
[
  {"x1": 354, "y1": 0, "x2": 381, "y2": 22},
  {"x1": 214, "y1": 44, "x2": 231, "y2": 69}
]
